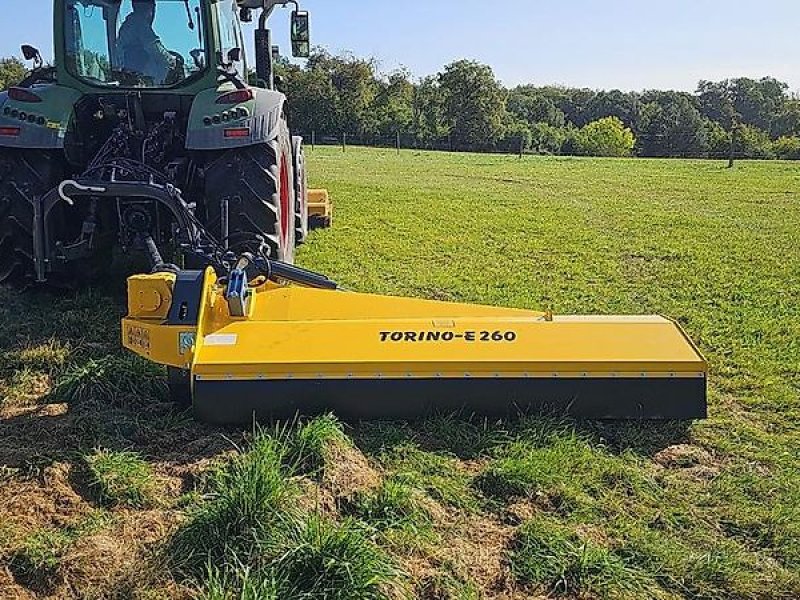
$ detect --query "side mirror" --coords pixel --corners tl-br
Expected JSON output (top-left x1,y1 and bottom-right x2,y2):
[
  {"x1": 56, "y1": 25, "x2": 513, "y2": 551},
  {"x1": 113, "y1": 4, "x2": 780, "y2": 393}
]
[
  {"x1": 290, "y1": 11, "x2": 310, "y2": 58},
  {"x1": 239, "y1": 7, "x2": 253, "y2": 23},
  {"x1": 227, "y1": 47, "x2": 242, "y2": 63},
  {"x1": 21, "y1": 44, "x2": 43, "y2": 68}
]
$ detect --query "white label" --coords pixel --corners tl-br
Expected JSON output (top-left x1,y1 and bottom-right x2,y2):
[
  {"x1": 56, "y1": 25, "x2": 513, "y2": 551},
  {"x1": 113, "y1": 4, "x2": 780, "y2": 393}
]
[{"x1": 204, "y1": 334, "x2": 238, "y2": 347}]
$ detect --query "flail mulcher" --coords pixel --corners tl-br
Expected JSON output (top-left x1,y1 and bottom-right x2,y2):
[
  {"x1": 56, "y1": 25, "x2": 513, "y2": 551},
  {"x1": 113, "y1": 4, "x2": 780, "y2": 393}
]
[
  {"x1": 1, "y1": 0, "x2": 707, "y2": 423},
  {"x1": 123, "y1": 253, "x2": 707, "y2": 424}
]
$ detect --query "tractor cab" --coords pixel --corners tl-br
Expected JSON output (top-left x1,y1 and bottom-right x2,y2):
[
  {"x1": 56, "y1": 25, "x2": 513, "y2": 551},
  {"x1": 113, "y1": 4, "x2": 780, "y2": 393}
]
[
  {"x1": 62, "y1": 0, "x2": 224, "y2": 89},
  {"x1": 56, "y1": 0, "x2": 311, "y2": 92}
]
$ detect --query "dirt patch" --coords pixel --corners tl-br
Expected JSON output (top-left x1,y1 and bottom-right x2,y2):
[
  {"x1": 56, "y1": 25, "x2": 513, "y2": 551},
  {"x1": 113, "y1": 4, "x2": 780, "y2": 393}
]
[
  {"x1": 654, "y1": 444, "x2": 714, "y2": 469},
  {"x1": 399, "y1": 501, "x2": 531, "y2": 600},
  {"x1": 0, "y1": 463, "x2": 87, "y2": 533}
]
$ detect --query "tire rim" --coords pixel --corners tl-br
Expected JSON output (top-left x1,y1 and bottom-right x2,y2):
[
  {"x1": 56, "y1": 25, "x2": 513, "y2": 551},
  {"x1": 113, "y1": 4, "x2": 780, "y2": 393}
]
[{"x1": 279, "y1": 154, "x2": 292, "y2": 257}]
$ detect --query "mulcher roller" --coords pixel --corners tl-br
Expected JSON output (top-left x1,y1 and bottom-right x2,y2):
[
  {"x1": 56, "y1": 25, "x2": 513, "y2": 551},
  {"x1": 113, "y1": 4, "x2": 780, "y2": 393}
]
[{"x1": 122, "y1": 266, "x2": 707, "y2": 424}]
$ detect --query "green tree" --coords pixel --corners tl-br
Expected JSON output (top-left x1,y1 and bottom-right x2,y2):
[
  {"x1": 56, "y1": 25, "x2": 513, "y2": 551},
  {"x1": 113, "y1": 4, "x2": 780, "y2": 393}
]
[
  {"x1": 507, "y1": 88, "x2": 566, "y2": 128},
  {"x1": 735, "y1": 125, "x2": 775, "y2": 159},
  {"x1": 530, "y1": 122, "x2": 567, "y2": 155},
  {"x1": 774, "y1": 100, "x2": 800, "y2": 138},
  {"x1": 571, "y1": 116, "x2": 635, "y2": 157},
  {"x1": 584, "y1": 89, "x2": 640, "y2": 130},
  {"x1": 413, "y1": 75, "x2": 448, "y2": 147},
  {"x1": 438, "y1": 60, "x2": 507, "y2": 150},
  {"x1": 705, "y1": 120, "x2": 731, "y2": 159},
  {"x1": 698, "y1": 77, "x2": 788, "y2": 132},
  {"x1": 370, "y1": 70, "x2": 414, "y2": 139},
  {"x1": 0, "y1": 57, "x2": 25, "y2": 91},
  {"x1": 638, "y1": 92, "x2": 708, "y2": 157},
  {"x1": 283, "y1": 60, "x2": 340, "y2": 135},
  {"x1": 498, "y1": 116, "x2": 532, "y2": 153},
  {"x1": 773, "y1": 136, "x2": 800, "y2": 160}
]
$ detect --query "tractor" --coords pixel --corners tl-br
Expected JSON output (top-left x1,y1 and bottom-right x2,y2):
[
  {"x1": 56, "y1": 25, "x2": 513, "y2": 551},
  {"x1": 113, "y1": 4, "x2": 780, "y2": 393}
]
[{"x1": 0, "y1": 0, "x2": 330, "y2": 286}]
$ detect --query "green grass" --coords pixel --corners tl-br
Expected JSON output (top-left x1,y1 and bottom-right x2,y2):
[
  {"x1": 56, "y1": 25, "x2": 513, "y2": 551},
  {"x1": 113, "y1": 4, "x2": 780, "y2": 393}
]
[
  {"x1": 509, "y1": 517, "x2": 648, "y2": 598},
  {"x1": 286, "y1": 414, "x2": 350, "y2": 475},
  {"x1": 174, "y1": 426, "x2": 400, "y2": 599},
  {"x1": 342, "y1": 476, "x2": 436, "y2": 549},
  {"x1": 1, "y1": 148, "x2": 799, "y2": 598},
  {"x1": 84, "y1": 448, "x2": 159, "y2": 508},
  {"x1": 168, "y1": 428, "x2": 302, "y2": 580},
  {"x1": 51, "y1": 354, "x2": 167, "y2": 406}
]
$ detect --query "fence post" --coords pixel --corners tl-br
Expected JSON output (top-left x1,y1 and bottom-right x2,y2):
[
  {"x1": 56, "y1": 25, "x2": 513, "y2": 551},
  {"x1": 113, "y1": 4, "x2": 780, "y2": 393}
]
[
  {"x1": 342, "y1": 132, "x2": 347, "y2": 153},
  {"x1": 519, "y1": 136, "x2": 524, "y2": 159},
  {"x1": 396, "y1": 131, "x2": 401, "y2": 155},
  {"x1": 311, "y1": 130, "x2": 316, "y2": 151}
]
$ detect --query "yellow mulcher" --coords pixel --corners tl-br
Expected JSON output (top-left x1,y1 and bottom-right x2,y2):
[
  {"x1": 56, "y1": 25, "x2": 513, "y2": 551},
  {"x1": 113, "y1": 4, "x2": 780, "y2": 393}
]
[{"x1": 122, "y1": 253, "x2": 707, "y2": 424}]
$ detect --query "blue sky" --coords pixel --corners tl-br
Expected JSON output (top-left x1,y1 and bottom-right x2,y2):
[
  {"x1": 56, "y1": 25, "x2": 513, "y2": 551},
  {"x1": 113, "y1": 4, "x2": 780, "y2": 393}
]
[{"x1": 2, "y1": 0, "x2": 798, "y2": 92}]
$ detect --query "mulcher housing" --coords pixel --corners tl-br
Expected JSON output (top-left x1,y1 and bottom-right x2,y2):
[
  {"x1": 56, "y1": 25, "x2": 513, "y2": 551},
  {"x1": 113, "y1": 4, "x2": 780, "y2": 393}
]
[{"x1": 123, "y1": 267, "x2": 708, "y2": 424}]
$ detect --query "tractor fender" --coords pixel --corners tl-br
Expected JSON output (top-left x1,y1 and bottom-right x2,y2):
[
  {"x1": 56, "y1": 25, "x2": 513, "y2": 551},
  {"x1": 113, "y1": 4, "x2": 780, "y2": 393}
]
[
  {"x1": 185, "y1": 87, "x2": 287, "y2": 150},
  {"x1": 0, "y1": 84, "x2": 81, "y2": 150}
]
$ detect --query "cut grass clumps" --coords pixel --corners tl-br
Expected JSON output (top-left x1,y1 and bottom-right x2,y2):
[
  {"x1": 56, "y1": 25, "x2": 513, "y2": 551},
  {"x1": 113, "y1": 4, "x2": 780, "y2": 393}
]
[
  {"x1": 475, "y1": 428, "x2": 649, "y2": 514},
  {"x1": 51, "y1": 354, "x2": 167, "y2": 406},
  {"x1": 8, "y1": 527, "x2": 73, "y2": 590},
  {"x1": 509, "y1": 517, "x2": 645, "y2": 598},
  {"x1": 342, "y1": 476, "x2": 435, "y2": 549},
  {"x1": 8, "y1": 511, "x2": 112, "y2": 592},
  {"x1": 197, "y1": 517, "x2": 398, "y2": 600},
  {"x1": 84, "y1": 448, "x2": 158, "y2": 508},
  {"x1": 171, "y1": 425, "x2": 402, "y2": 599},
  {"x1": 0, "y1": 339, "x2": 71, "y2": 374},
  {"x1": 199, "y1": 565, "x2": 279, "y2": 600},
  {"x1": 417, "y1": 572, "x2": 481, "y2": 600}
]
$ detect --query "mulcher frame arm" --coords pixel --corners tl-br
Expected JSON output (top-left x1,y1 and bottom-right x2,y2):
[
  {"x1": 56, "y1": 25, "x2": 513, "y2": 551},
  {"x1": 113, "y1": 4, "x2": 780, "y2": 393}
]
[{"x1": 123, "y1": 265, "x2": 708, "y2": 424}]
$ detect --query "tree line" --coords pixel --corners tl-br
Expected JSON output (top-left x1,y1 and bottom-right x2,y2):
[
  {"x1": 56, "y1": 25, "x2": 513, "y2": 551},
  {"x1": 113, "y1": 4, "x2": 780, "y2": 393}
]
[
  {"x1": 277, "y1": 50, "x2": 800, "y2": 160},
  {"x1": 2, "y1": 51, "x2": 799, "y2": 159}
]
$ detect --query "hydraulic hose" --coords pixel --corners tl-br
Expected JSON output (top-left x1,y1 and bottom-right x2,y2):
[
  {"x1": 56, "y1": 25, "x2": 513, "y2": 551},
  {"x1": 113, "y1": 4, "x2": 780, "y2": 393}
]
[{"x1": 234, "y1": 253, "x2": 338, "y2": 290}]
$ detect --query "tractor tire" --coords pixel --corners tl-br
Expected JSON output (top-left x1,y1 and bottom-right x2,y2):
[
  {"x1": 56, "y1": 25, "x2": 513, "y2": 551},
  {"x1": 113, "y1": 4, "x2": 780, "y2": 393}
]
[
  {"x1": 203, "y1": 119, "x2": 297, "y2": 264},
  {"x1": 0, "y1": 150, "x2": 58, "y2": 285},
  {"x1": 0, "y1": 149, "x2": 110, "y2": 288},
  {"x1": 292, "y1": 136, "x2": 309, "y2": 245}
]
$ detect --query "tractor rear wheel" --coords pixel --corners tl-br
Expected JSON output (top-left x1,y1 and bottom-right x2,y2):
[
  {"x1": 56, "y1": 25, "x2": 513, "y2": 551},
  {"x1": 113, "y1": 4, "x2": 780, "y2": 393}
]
[
  {"x1": 292, "y1": 136, "x2": 309, "y2": 245},
  {"x1": 0, "y1": 150, "x2": 58, "y2": 285},
  {"x1": 203, "y1": 119, "x2": 297, "y2": 263}
]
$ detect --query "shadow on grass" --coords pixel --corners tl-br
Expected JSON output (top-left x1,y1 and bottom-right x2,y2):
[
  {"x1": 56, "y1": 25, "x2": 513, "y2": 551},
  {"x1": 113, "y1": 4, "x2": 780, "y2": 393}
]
[{"x1": 351, "y1": 412, "x2": 691, "y2": 462}]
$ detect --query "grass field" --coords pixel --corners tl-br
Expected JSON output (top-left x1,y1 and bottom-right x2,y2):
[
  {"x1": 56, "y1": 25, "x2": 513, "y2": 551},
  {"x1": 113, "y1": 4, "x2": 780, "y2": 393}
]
[{"x1": 1, "y1": 147, "x2": 798, "y2": 599}]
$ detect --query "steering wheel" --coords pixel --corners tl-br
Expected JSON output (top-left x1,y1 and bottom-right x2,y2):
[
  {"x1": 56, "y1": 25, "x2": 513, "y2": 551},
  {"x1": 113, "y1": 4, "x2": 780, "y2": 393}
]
[{"x1": 165, "y1": 51, "x2": 186, "y2": 84}]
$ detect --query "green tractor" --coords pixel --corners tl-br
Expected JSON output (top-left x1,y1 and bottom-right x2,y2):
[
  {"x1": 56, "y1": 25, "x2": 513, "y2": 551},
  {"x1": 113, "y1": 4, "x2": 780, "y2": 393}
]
[{"x1": 0, "y1": 0, "x2": 324, "y2": 286}]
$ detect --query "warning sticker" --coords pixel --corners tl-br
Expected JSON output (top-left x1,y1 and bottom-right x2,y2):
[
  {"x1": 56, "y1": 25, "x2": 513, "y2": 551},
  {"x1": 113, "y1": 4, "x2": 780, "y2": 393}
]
[{"x1": 126, "y1": 325, "x2": 151, "y2": 353}]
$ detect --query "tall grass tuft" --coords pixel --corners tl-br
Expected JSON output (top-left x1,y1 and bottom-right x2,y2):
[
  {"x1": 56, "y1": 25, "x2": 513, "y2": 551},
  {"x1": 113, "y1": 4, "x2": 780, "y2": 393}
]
[
  {"x1": 198, "y1": 564, "x2": 279, "y2": 600},
  {"x1": 275, "y1": 515, "x2": 399, "y2": 600},
  {"x1": 84, "y1": 448, "x2": 158, "y2": 508},
  {"x1": 284, "y1": 414, "x2": 349, "y2": 475},
  {"x1": 51, "y1": 354, "x2": 166, "y2": 406},
  {"x1": 168, "y1": 431, "x2": 301, "y2": 580}
]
